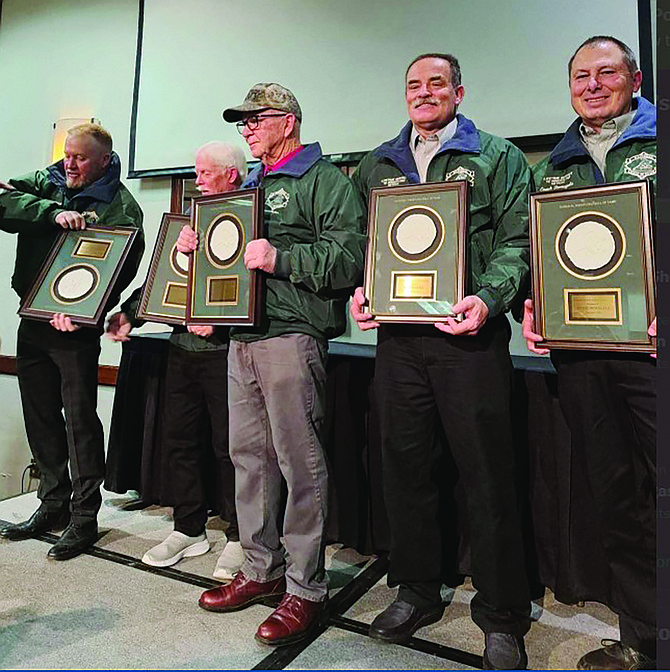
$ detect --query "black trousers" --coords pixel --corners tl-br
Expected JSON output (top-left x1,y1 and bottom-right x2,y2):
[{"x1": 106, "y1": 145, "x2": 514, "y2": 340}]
[
  {"x1": 375, "y1": 317, "x2": 531, "y2": 636},
  {"x1": 164, "y1": 344, "x2": 237, "y2": 539},
  {"x1": 16, "y1": 319, "x2": 104, "y2": 524},
  {"x1": 552, "y1": 350, "x2": 656, "y2": 657}
]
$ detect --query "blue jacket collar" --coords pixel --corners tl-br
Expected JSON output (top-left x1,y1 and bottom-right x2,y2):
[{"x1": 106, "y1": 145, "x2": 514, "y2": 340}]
[
  {"x1": 373, "y1": 115, "x2": 480, "y2": 183},
  {"x1": 242, "y1": 143, "x2": 323, "y2": 188},
  {"x1": 548, "y1": 97, "x2": 656, "y2": 167},
  {"x1": 47, "y1": 151, "x2": 122, "y2": 204}
]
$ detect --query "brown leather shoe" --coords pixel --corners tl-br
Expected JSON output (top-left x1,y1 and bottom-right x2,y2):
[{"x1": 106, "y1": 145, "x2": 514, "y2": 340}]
[
  {"x1": 255, "y1": 594, "x2": 325, "y2": 646},
  {"x1": 199, "y1": 572, "x2": 285, "y2": 613},
  {"x1": 577, "y1": 640, "x2": 655, "y2": 670}
]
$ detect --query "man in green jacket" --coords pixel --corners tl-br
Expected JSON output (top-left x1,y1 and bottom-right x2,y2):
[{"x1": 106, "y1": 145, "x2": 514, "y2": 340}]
[
  {"x1": 184, "y1": 84, "x2": 366, "y2": 646},
  {"x1": 0, "y1": 123, "x2": 144, "y2": 561},
  {"x1": 523, "y1": 36, "x2": 656, "y2": 670},
  {"x1": 350, "y1": 53, "x2": 532, "y2": 670}
]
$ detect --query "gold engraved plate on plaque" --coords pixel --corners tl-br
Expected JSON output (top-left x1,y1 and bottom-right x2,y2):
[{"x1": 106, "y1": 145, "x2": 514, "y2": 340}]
[
  {"x1": 391, "y1": 271, "x2": 436, "y2": 301},
  {"x1": 564, "y1": 288, "x2": 622, "y2": 325},
  {"x1": 207, "y1": 276, "x2": 239, "y2": 305},
  {"x1": 163, "y1": 282, "x2": 187, "y2": 308},
  {"x1": 73, "y1": 239, "x2": 112, "y2": 260}
]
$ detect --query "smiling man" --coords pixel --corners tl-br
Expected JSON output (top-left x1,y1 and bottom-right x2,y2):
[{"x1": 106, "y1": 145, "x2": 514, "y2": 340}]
[
  {"x1": 184, "y1": 83, "x2": 366, "y2": 647},
  {"x1": 569, "y1": 39, "x2": 642, "y2": 132},
  {"x1": 350, "y1": 53, "x2": 532, "y2": 669},
  {"x1": 0, "y1": 123, "x2": 144, "y2": 560},
  {"x1": 523, "y1": 36, "x2": 656, "y2": 671}
]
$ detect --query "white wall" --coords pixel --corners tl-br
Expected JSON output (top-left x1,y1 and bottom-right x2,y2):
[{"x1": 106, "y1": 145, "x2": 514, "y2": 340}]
[
  {"x1": 0, "y1": 376, "x2": 34, "y2": 501},
  {"x1": 0, "y1": 374, "x2": 116, "y2": 501}
]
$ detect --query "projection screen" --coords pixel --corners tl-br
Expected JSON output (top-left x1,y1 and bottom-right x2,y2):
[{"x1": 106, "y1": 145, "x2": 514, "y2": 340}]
[{"x1": 129, "y1": 0, "x2": 641, "y2": 176}]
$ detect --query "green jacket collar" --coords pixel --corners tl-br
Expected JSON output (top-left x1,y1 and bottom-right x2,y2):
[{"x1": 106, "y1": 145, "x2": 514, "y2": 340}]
[
  {"x1": 243, "y1": 142, "x2": 323, "y2": 187},
  {"x1": 46, "y1": 151, "x2": 122, "y2": 204},
  {"x1": 373, "y1": 115, "x2": 480, "y2": 183},
  {"x1": 548, "y1": 97, "x2": 656, "y2": 171}
]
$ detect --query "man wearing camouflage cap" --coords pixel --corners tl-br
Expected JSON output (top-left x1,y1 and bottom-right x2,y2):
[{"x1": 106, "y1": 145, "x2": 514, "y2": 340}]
[{"x1": 181, "y1": 83, "x2": 366, "y2": 645}]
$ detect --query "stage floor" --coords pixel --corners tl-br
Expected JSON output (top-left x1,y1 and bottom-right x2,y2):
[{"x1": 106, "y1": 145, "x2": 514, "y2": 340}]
[{"x1": 0, "y1": 490, "x2": 618, "y2": 670}]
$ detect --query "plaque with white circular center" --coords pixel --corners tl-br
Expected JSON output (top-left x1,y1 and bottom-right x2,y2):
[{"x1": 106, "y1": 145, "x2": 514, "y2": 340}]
[
  {"x1": 52, "y1": 264, "x2": 100, "y2": 304},
  {"x1": 170, "y1": 243, "x2": 190, "y2": 278},
  {"x1": 555, "y1": 211, "x2": 626, "y2": 280},
  {"x1": 388, "y1": 206, "x2": 444, "y2": 263},
  {"x1": 205, "y1": 214, "x2": 244, "y2": 268}
]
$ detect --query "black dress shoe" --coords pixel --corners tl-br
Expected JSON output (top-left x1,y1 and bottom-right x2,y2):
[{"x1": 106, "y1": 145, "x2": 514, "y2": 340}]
[
  {"x1": 0, "y1": 506, "x2": 70, "y2": 541},
  {"x1": 369, "y1": 599, "x2": 445, "y2": 643},
  {"x1": 483, "y1": 633, "x2": 528, "y2": 670},
  {"x1": 577, "y1": 640, "x2": 655, "y2": 670},
  {"x1": 47, "y1": 522, "x2": 98, "y2": 561}
]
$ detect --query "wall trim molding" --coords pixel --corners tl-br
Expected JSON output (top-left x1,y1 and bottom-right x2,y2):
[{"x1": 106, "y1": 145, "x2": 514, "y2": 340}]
[{"x1": 0, "y1": 355, "x2": 118, "y2": 387}]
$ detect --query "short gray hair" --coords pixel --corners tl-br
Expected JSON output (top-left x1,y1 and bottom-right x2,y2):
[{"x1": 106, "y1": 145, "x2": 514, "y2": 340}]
[
  {"x1": 568, "y1": 36, "x2": 639, "y2": 78},
  {"x1": 406, "y1": 53, "x2": 462, "y2": 89},
  {"x1": 196, "y1": 141, "x2": 248, "y2": 183}
]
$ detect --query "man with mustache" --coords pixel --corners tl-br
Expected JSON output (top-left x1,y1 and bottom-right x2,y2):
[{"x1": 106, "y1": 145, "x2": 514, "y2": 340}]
[
  {"x1": 350, "y1": 53, "x2": 532, "y2": 669},
  {"x1": 107, "y1": 141, "x2": 247, "y2": 580},
  {"x1": 0, "y1": 123, "x2": 144, "y2": 560},
  {"x1": 523, "y1": 36, "x2": 656, "y2": 670}
]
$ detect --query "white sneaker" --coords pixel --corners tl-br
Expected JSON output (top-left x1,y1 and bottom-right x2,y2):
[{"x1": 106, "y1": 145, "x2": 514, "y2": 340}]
[
  {"x1": 142, "y1": 531, "x2": 209, "y2": 567},
  {"x1": 213, "y1": 540, "x2": 245, "y2": 580}
]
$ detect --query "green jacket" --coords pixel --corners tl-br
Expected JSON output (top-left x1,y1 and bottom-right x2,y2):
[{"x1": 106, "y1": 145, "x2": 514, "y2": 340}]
[
  {"x1": 533, "y1": 97, "x2": 656, "y2": 191},
  {"x1": 352, "y1": 116, "x2": 531, "y2": 320},
  {"x1": 0, "y1": 153, "x2": 145, "y2": 313},
  {"x1": 234, "y1": 143, "x2": 366, "y2": 342}
]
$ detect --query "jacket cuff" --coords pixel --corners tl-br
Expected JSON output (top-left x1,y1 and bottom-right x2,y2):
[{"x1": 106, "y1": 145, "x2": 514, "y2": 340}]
[
  {"x1": 274, "y1": 250, "x2": 292, "y2": 279},
  {"x1": 120, "y1": 288, "x2": 144, "y2": 327},
  {"x1": 476, "y1": 287, "x2": 504, "y2": 319}
]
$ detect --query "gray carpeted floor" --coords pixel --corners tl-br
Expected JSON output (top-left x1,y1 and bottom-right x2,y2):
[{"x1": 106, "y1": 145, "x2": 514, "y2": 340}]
[{"x1": 0, "y1": 490, "x2": 618, "y2": 670}]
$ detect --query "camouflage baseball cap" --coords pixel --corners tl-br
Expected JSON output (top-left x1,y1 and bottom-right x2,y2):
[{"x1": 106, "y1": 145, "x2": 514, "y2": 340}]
[{"x1": 222, "y1": 83, "x2": 302, "y2": 123}]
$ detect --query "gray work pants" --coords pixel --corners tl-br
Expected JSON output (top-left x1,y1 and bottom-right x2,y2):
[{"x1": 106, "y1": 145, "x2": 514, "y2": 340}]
[{"x1": 228, "y1": 334, "x2": 329, "y2": 602}]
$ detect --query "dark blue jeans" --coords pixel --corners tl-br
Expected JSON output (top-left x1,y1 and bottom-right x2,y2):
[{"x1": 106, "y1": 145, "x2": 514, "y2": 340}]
[
  {"x1": 17, "y1": 318, "x2": 104, "y2": 524},
  {"x1": 375, "y1": 317, "x2": 531, "y2": 636}
]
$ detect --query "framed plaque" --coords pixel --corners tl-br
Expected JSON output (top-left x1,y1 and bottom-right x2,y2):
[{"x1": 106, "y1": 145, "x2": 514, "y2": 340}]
[
  {"x1": 530, "y1": 181, "x2": 655, "y2": 352},
  {"x1": 19, "y1": 225, "x2": 139, "y2": 327},
  {"x1": 186, "y1": 188, "x2": 261, "y2": 325},
  {"x1": 136, "y1": 213, "x2": 190, "y2": 325},
  {"x1": 363, "y1": 181, "x2": 468, "y2": 323}
]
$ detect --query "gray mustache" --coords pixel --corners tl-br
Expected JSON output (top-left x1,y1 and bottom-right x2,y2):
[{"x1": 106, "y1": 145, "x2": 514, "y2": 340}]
[{"x1": 411, "y1": 98, "x2": 438, "y2": 107}]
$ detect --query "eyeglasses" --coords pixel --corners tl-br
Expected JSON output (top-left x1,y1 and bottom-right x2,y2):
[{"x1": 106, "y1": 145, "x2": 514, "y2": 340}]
[{"x1": 236, "y1": 113, "x2": 287, "y2": 134}]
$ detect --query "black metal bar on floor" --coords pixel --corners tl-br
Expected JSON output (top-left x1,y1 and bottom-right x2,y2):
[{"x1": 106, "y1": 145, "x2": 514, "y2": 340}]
[
  {"x1": 330, "y1": 615, "x2": 483, "y2": 669},
  {"x1": 1, "y1": 520, "x2": 483, "y2": 669}
]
